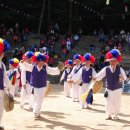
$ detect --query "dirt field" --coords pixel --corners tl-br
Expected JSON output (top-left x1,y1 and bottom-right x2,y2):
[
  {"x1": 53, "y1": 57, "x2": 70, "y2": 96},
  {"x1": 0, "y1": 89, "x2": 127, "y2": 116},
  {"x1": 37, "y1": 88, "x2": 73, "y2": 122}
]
[{"x1": 3, "y1": 84, "x2": 130, "y2": 130}]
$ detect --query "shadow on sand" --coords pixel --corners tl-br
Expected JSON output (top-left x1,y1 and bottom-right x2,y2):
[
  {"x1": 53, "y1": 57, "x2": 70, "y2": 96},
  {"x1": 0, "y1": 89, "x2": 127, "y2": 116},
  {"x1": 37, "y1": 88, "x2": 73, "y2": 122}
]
[{"x1": 26, "y1": 116, "x2": 104, "y2": 130}]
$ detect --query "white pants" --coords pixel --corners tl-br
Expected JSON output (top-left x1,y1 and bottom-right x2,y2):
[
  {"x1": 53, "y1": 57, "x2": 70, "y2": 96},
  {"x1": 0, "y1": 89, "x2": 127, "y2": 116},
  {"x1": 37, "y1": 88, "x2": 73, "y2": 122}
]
[
  {"x1": 10, "y1": 79, "x2": 20, "y2": 97},
  {"x1": 105, "y1": 88, "x2": 122, "y2": 117},
  {"x1": 10, "y1": 85, "x2": 16, "y2": 97},
  {"x1": 72, "y1": 83, "x2": 80, "y2": 101},
  {"x1": 70, "y1": 87, "x2": 73, "y2": 98},
  {"x1": 20, "y1": 83, "x2": 33, "y2": 108},
  {"x1": 79, "y1": 84, "x2": 89, "y2": 106},
  {"x1": 0, "y1": 90, "x2": 5, "y2": 126},
  {"x1": 64, "y1": 82, "x2": 72, "y2": 97},
  {"x1": 32, "y1": 87, "x2": 46, "y2": 117}
]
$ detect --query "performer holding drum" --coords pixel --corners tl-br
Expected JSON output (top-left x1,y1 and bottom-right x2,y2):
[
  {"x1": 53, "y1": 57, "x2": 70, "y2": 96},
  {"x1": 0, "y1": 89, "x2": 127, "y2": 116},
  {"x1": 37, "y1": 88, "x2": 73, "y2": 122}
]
[
  {"x1": 71, "y1": 53, "x2": 97, "y2": 109},
  {"x1": 95, "y1": 49, "x2": 127, "y2": 120},
  {"x1": 20, "y1": 53, "x2": 63, "y2": 119},
  {"x1": 0, "y1": 38, "x2": 10, "y2": 130}
]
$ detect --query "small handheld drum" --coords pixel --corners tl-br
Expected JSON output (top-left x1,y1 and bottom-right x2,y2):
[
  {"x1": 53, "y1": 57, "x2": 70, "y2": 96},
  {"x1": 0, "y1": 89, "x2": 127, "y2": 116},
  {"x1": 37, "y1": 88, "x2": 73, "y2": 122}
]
[
  {"x1": 4, "y1": 93, "x2": 14, "y2": 112},
  {"x1": 45, "y1": 81, "x2": 52, "y2": 97},
  {"x1": 92, "y1": 80, "x2": 103, "y2": 94},
  {"x1": 58, "y1": 62, "x2": 65, "y2": 71}
]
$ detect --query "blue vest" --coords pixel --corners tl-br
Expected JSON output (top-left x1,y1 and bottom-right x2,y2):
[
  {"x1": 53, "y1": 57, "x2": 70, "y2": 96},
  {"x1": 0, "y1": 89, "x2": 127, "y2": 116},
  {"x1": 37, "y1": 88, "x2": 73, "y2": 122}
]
[
  {"x1": 30, "y1": 65, "x2": 47, "y2": 88},
  {"x1": 0, "y1": 64, "x2": 4, "y2": 90},
  {"x1": 64, "y1": 69, "x2": 71, "y2": 81},
  {"x1": 106, "y1": 66, "x2": 122, "y2": 91},
  {"x1": 82, "y1": 67, "x2": 92, "y2": 83},
  {"x1": 26, "y1": 71, "x2": 31, "y2": 84}
]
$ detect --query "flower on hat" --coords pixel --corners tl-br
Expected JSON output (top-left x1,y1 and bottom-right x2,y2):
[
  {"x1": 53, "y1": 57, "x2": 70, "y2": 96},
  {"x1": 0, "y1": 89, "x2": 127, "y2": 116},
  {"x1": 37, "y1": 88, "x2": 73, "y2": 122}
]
[
  {"x1": 64, "y1": 59, "x2": 73, "y2": 66},
  {"x1": 25, "y1": 51, "x2": 34, "y2": 59},
  {"x1": 83, "y1": 53, "x2": 95, "y2": 63},
  {"x1": 32, "y1": 52, "x2": 41, "y2": 63},
  {"x1": 22, "y1": 51, "x2": 34, "y2": 61},
  {"x1": 36, "y1": 53, "x2": 46, "y2": 62},
  {"x1": 44, "y1": 55, "x2": 49, "y2": 63},
  {"x1": 106, "y1": 49, "x2": 122, "y2": 62},
  {"x1": 9, "y1": 58, "x2": 19, "y2": 68},
  {"x1": 0, "y1": 38, "x2": 10, "y2": 54},
  {"x1": 73, "y1": 54, "x2": 82, "y2": 61}
]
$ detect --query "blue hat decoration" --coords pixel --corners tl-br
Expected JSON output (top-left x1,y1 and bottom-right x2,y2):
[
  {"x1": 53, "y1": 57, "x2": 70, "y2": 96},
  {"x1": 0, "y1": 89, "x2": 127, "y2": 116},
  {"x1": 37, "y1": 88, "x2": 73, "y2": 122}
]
[
  {"x1": 65, "y1": 59, "x2": 73, "y2": 65},
  {"x1": 84, "y1": 53, "x2": 95, "y2": 63},
  {"x1": 25, "y1": 51, "x2": 34, "y2": 59},
  {"x1": 73, "y1": 54, "x2": 81, "y2": 61},
  {"x1": 36, "y1": 53, "x2": 46, "y2": 62}
]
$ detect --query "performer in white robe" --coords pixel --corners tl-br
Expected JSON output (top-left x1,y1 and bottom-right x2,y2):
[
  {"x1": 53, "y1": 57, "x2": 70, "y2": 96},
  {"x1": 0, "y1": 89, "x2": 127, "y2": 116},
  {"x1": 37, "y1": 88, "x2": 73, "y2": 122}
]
[
  {"x1": 7, "y1": 58, "x2": 20, "y2": 97},
  {"x1": 60, "y1": 59, "x2": 73, "y2": 97},
  {"x1": 20, "y1": 51, "x2": 34, "y2": 110},
  {"x1": 0, "y1": 38, "x2": 10, "y2": 130},
  {"x1": 20, "y1": 53, "x2": 61, "y2": 119},
  {"x1": 68, "y1": 54, "x2": 83, "y2": 102},
  {"x1": 71, "y1": 53, "x2": 97, "y2": 108},
  {"x1": 95, "y1": 49, "x2": 127, "y2": 120}
]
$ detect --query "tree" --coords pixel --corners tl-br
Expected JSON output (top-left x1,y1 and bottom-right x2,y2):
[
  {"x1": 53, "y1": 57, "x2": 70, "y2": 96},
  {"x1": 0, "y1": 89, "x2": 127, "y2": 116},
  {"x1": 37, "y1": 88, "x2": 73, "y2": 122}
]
[{"x1": 69, "y1": 0, "x2": 72, "y2": 33}]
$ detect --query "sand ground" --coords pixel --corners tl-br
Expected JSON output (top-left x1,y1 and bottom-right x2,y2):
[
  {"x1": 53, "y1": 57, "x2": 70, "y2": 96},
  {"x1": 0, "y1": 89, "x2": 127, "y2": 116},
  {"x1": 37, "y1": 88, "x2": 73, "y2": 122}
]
[{"x1": 2, "y1": 84, "x2": 130, "y2": 130}]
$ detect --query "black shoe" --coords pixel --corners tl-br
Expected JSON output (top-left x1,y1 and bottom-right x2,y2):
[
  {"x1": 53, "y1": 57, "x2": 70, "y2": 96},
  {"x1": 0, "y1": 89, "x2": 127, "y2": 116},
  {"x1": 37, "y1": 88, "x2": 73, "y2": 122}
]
[
  {"x1": 0, "y1": 126, "x2": 4, "y2": 130},
  {"x1": 105, "y1": 117, "x2": 112, "y2": 120}
]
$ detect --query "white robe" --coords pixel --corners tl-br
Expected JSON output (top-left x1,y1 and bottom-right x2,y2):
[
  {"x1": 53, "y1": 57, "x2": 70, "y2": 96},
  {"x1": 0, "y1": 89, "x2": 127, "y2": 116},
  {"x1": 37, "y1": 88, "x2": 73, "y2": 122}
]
[
  {"x1": 68, "y1": 65, "x2": 82, "y2": 101},
  {"x1": 60, "y1": 69, "x2": 72, "y2": 97},
  {"x1": 95, "y1": 65, "x2": 127, "y2": 117},
  {"x1": 6, "y1": 68, "x2": 20, "y2": 97},
  {"x1": 20, "y1": 69, "x2": 33, "y2": 108},
  {"x1": 20, "y1": 62, "x2": 60, "y2": 117},
  {"x1": 72, "y1": 66, "x2": 97, "y2": 106},
  {"x1": 0, "y1": 62, "x2": 10, "y2": 126}
]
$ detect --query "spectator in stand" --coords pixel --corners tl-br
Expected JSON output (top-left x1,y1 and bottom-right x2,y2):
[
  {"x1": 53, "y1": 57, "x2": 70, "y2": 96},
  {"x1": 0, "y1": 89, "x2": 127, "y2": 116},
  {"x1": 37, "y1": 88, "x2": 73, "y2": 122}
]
[
  {"x1": 0, "y1": 24, "x2": 6, "y2": 37},
  {"x1": 66, "y1": 38, "x2": 71, "y2": 53},
  {"x1": 118, "y1": 43, "x2": 123, "y2": 52},
  {"x1": 49, "y1": 56, "x2": 54, "y2": 67},
  {"x1": 39, "y1": 38, "x2": 45, "y2": 48},
  {"x1": 78, "y1": 28, "x2": 82, "y2": 37},
  {"x1": 61, "y1": 39, "x2": 66, "y2": 49},
  {"x1": 94, "y1": 60, "x2": 99, "y2": 72},
  {"x1": 93, "y1": 30, "x2": 97, "y2": 36},
  {"x1": 24, "y1": 26, "x2": 29, "y2": 35},
  {"x1": 105, "y1": 45, "x2": 110, "y2": 52},
  {"x1": 20, "y1": 31, "x2": 28, "y2": 45},
  {"x1": 54, "y1": 23, "x2": 60, "y2": 34},
  {"x1": 50, "y1": 45, "x2": 55, "y2": 55},
  {"x1": 42, "y1": 47, "x2": 48, "y2": 55},
  {"x1": 89, "y1": 44, "x2": 95, "y2": 52},
  {"x1": 13, "y1": 48, "x2": 20, "y2": 60},
  {"x1": 13, "y1": 30, "x2": 19, "y2": 45},
  {"x1": 62, "y1": 48, "x2": 67, "y2": 58},
  {"x1": 99, "y1": 50, "x2": 105, "y2": 64},
  {"x1": 73, "y1": 34, "x2": 79, "y2": 43},
  {"x1": 99, "y1": 28, "x2": 105, "y2": 43},
  {"x1": 99, "y1": 61, "x2": 104, "y2": 70}
]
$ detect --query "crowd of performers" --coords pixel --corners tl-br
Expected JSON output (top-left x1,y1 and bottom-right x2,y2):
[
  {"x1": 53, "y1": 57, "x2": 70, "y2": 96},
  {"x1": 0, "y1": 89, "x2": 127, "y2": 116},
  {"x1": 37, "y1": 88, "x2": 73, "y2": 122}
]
[{"x1": 0, "y1": 37, "x2": 127, "y2": 130}]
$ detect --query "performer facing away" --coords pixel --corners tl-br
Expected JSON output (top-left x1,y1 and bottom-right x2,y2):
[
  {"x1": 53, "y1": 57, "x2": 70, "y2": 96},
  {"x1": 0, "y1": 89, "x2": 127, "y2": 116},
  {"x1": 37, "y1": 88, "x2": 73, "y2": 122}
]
[
  {"x1": 7, "y1": 58, "x2": 20, "y2": 97},
  {"x1": 60, "y1": 59, "x2": 73, "y2": 97},
  {"x1": 0, "y1": 38, "x2": 10, "y2": 130},
  {"x1": 20, "y1": 51, "x2": 34, "y2": 110},
  {"x1": 20, "y1": 53, "x2": 63, "y2": 119},
  {"x1": 71, "y1": 53, "x2": 97, "y2": 109},
  {"x1": 68, "y1": 54, "x2": 83, "y2": 102},
  {"x1": 95, "y1": 49, "x2": 127, "y2": 120}
]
